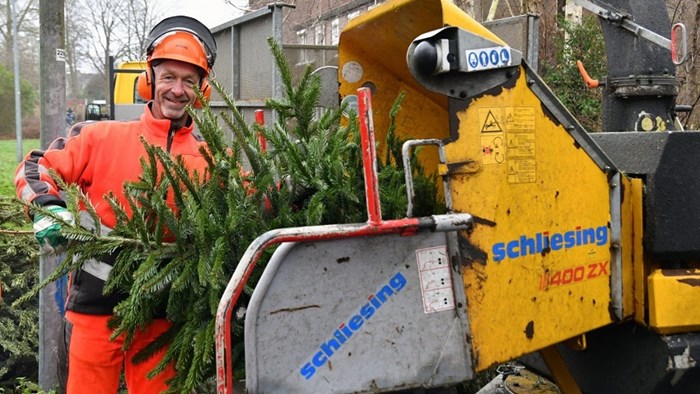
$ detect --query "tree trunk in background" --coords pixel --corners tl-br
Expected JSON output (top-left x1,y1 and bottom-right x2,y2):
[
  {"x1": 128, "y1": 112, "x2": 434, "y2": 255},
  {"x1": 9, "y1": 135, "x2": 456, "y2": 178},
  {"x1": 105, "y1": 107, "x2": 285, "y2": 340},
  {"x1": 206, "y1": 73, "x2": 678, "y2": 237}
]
[
  {"x1": 39, "y1": 0, "x2": 66, "y2": 390},
  {"x1": 64, "y1": 0, "x2": 80, "y2": 99},
  {"x1": 4, "y1": 0, "x2": 11, "y2": 70},
  {"x1": 487, "y1": 0, "x2": 500, "y2": 20},
  {"x1": 668, "y1": 0, "x2": 700, "y2": 128},
  {"x1": 687, "y1": 0, "x2": 700, "y2": 127},
  {"x1": 453, "y1": 0, "x2": 476, "y2": 17},
  {"x1": 1, "y1": 0, "x2": 39, "y2": 73},
  {"x1": 522, "y1": 0, "x2": 538, "y2": 13}
]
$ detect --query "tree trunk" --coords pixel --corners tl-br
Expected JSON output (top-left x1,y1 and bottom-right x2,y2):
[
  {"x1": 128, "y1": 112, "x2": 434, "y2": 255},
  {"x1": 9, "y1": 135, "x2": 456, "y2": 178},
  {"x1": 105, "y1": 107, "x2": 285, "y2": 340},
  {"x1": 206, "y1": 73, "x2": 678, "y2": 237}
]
[
  {"x1": 4, "y1": 0, "x2": 11, "y2": 70},
  {"x1": 521, "y1": 0, "x2": 537, "y2": 14},
  {"x1": 453, "y1": 0, "x2": 476, "y2": 16},
  {"x1": 487, "y1": 0, "x2": 500, "y2": 21},
  {"x1": 688, "y1": 0, "x2": 700, "y2": 127}
]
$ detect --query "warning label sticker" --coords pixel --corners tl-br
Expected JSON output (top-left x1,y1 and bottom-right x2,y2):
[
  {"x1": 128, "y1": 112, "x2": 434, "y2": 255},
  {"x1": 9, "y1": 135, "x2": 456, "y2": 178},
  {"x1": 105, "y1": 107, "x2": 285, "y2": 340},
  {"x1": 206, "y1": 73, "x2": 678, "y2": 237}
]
[
  {"x1": 416, "y1": 246, "x2": 455, "y2": 314},
  {"x1": 507, "y1": 132, "x2": 535, "y2": 157},
  {"x1": 478, "y1": 107, "x2": 536, "y2": 183},
  {"x1": 479, "y1": 108, "x2": 503, "y2": 133},
  {"x1": 504, "y1": 107, "x2": 536, "y2": 130},
  {"x1": 481, "y1": 134, "x2": 506, "y2": 165},
  {"x1": 507, "y1": 158, "x2": 537, "y2": 184}
]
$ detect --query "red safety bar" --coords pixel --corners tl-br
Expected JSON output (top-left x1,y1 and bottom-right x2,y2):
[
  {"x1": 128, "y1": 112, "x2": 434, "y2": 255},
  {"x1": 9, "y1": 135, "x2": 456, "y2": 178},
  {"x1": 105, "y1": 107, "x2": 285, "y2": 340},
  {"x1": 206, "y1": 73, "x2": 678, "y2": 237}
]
[
  {"x1": 357, "y1": 87, "x2": 382, "y2": 225},
  {"x1": 254, "y1": 109, "x2": 267, "y2": 152}
]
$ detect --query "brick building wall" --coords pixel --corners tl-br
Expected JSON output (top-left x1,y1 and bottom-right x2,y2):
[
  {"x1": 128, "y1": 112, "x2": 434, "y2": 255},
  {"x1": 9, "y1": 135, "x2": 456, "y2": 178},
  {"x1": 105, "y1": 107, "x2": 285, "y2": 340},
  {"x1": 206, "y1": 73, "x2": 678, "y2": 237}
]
[{"x1": 248, "y1": 0, "x2": 385, "y2": 44}]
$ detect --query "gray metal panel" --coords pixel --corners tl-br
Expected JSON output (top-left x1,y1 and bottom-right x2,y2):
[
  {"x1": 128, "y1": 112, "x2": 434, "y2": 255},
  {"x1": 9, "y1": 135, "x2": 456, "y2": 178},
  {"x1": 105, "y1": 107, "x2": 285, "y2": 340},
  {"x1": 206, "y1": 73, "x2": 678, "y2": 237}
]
[
  {"x1": 590, "y1": 132, "x2": 668, "y2": 174},
  {"x1": 239, "y1": 16, "x2": 274, "y2": 100},
  {"x1": 483, "y1": 14, "x2": 539, "y2": 71},
  {"x1": 211, "y1": 27, "x2": 234, "y2": 102},
  {"x1": 206, "y1": 5, "x2": 283, "y2": 150},
  {"x1": 245, "y1": 231, "x2": 473, "y2": 393},
  {"x1": 113, "y1": 104, "x2": 143, "y2": 121},
  {"x1": 209, "y1": 5, "x2": 279, "y2": 104},
  {"x1": 592, "y1": 131, "x2": 700, "y2": 259}
]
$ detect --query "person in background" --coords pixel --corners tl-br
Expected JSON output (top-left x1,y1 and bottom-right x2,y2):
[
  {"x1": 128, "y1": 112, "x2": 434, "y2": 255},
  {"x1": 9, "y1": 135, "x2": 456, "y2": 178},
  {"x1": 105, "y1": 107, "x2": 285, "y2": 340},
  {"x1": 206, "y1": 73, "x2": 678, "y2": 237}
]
[
  {"x1": 15, "y1": 15, "x2": 216, "y2": 393},
  {"x1": 65, "y1": 108, "x2": 75, "y2": 126}
]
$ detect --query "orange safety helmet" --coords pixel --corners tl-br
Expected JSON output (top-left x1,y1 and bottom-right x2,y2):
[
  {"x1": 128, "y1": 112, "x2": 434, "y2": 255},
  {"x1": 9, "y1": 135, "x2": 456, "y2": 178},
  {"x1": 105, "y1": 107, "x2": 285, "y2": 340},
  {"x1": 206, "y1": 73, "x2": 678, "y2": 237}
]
[
  {"x1": 150, "y1": 31, "x2": 210, "y2": 75},
  {"x1": 137, "y1": 16, "x2": 217, "y2": 108}
]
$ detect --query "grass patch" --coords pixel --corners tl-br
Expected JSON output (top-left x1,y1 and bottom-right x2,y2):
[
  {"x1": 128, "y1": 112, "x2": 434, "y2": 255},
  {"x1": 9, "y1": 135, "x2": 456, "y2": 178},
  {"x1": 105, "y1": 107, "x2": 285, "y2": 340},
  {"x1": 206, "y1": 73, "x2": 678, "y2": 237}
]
[{"x1": 0, "y1": 139, "x2": 39, "y2": 198}]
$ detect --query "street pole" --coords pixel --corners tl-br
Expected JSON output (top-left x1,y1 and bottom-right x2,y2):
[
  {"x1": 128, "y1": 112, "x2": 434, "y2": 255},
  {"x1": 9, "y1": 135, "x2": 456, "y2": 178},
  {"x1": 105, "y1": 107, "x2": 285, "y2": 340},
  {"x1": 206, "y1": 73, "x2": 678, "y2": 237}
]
[
  {"x1": 39, "y1": 0, "x2": 66, "y2": 391},
  {"x1": 12, "y1": 0, "x2": 22, "y2": 162}
]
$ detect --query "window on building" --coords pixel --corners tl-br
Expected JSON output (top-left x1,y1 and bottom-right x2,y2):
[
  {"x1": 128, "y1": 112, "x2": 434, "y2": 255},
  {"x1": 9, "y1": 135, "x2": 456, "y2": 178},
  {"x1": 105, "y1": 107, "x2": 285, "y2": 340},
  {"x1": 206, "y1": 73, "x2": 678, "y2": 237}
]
[
  {"x1": 348, "y1": 10, "x2": 361, "y2": 20},
  {"x1": 331, "y1": 18, "x2": 340, "y2": 45},
  {"x1": 315, "y1": 24, "x2": 325, "y2": 45},
  {"x1": 297, "y1": 29, "x2": 308, "y2": 63},
  {"x1": 297, "y1": 29, "x2": 307, "y2": 45}
]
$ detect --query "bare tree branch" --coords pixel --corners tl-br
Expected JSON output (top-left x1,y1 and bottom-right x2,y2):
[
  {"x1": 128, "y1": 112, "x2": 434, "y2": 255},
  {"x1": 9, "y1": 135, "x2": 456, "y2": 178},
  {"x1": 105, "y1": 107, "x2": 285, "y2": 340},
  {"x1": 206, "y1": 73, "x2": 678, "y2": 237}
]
[{"x1": 487, "y1": 0, "x2": 500, "y2": 20}]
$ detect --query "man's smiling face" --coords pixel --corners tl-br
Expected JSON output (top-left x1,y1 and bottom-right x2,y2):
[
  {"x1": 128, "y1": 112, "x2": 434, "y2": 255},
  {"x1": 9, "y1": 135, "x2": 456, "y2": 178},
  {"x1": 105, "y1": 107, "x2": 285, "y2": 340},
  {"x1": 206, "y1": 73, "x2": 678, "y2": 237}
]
[{"x1": 151, "y1": 60, "x2": 201, "y2": 124}]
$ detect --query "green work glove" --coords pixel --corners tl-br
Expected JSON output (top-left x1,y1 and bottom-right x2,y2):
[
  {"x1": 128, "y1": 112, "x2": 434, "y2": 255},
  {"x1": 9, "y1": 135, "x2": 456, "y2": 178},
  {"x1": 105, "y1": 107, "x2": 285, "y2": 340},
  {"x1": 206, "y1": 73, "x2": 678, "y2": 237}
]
[{"x1": 33, "y1": 205, "x2": 74, "y2": 249}]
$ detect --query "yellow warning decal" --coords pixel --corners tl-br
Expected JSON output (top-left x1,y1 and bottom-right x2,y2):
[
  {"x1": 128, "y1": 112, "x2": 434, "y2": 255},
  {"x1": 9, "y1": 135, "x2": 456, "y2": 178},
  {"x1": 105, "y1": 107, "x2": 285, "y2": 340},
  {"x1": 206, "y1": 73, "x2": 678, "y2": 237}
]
[
  {"x1": 479, "y1": 108, "x2": 503, "y2": 133},
  {"x1": 478, "y1": 107, "x2": 536, "y2": 182},
  {"x1": 481, "y1": 134, "x2": 506, "y2": 165},
  {"x1": 504, "y1": 107, "x2": 535, "y2": 130}
]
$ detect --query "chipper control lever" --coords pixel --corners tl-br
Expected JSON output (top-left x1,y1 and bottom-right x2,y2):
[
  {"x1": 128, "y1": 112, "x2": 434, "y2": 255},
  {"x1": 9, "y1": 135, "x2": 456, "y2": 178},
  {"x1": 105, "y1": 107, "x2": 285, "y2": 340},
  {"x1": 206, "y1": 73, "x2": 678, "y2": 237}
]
[{"x1": 576, "y1": 60, "x2": 601, "y2": 89}]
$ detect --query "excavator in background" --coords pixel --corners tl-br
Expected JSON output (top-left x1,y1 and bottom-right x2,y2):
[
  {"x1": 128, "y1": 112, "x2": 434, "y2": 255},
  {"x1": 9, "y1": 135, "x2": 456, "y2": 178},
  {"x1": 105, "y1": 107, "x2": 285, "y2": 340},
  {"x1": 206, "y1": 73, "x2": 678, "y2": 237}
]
[
  {"x1": 214, "y1": 0, "x2": 700, "y2": 393},
  {"x1": 83, "y1": 100, "x2": 109, "y2": 121}
]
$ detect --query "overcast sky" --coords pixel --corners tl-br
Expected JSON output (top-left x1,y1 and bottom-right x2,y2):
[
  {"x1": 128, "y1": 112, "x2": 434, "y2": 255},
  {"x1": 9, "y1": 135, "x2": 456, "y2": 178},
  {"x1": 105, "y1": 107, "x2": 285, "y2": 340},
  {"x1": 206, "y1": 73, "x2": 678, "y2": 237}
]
[{"x1": 158, "y1": 0, "x2": 247, "y2": 29}]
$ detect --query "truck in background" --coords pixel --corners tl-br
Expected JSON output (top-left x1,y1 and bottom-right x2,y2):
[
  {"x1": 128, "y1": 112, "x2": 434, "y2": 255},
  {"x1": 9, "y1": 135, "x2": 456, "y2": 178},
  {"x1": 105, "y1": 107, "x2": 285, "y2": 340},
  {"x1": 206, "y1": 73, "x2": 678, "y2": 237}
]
[
  {"x1": 77, "y1": 60, "x2": 147, "y2": 123},
  {"x1": 109, "y1": 59, "x2": 148, "y2": 121}
]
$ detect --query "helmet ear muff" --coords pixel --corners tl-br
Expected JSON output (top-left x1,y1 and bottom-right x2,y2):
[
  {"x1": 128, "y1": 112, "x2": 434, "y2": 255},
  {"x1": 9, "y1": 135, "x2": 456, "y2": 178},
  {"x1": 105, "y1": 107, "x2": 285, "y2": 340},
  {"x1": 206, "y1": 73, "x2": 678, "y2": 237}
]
[{"x1": 136, "y1": 69, "x2": 153, "y2": 101}]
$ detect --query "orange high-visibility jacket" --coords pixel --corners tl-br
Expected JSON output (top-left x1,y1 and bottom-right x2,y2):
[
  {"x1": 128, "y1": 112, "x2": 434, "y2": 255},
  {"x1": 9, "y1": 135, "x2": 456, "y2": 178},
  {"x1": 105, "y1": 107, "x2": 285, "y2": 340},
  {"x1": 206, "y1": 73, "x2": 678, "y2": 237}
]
[{"x1": 15, "y1": 104, "x2": 208, "y2": 314}]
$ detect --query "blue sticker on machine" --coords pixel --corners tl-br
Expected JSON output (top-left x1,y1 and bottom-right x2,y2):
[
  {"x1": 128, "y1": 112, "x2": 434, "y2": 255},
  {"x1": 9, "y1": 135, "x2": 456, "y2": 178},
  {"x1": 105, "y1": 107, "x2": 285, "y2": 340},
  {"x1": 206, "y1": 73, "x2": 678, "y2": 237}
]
[
  {"x1": 465, "y1": 46, "x2": 512, "y2": 72},
  {"x1": 492, "y1": 225, "x2": 609, "y2": 262},
  {"x1": 299, "y1": 271, "x2": 408, "y2": 380}
]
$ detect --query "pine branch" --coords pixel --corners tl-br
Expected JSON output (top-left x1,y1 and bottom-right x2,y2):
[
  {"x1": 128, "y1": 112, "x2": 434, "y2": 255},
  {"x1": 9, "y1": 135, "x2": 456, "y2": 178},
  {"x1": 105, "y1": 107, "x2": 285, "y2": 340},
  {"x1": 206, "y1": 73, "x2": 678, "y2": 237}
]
[{"x1": 0, "y1": 229, "x2": 32, "y2": 235}]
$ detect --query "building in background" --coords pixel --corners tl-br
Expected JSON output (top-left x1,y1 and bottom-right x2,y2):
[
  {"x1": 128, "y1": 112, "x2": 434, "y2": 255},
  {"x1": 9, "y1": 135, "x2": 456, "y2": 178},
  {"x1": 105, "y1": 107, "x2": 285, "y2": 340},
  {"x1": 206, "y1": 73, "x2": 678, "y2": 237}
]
[
  {"x1": 247, "y1": 1, "x2": 386, "y2": 46},
  {"x1": 244, "y1": 0, "x2": 583, "y2": 74}
]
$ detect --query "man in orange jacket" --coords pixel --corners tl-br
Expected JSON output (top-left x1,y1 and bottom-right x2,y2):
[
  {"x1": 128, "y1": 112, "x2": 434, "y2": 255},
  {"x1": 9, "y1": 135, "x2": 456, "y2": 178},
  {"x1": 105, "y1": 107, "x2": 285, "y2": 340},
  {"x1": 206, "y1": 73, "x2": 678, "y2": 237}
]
[{"x1": 15, "y1": 15, "x2": 217, "y2": 393}]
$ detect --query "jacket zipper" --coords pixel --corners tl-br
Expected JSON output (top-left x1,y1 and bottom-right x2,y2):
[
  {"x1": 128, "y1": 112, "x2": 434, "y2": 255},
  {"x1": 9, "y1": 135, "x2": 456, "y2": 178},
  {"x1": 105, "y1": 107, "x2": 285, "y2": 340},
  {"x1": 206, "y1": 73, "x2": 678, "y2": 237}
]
[
  {"x1": 163, "y1": 123, "x2": 178, "y2": 202},
  {"x1": 166, "y1": 123, "x2": 177, "y2": 153}
]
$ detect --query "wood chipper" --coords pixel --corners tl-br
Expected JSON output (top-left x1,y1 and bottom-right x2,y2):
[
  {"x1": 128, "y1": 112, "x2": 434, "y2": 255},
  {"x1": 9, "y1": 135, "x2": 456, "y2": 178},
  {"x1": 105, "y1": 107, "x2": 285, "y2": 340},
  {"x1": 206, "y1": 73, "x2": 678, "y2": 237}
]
[{"x1": 215, "y1": 0, "x2": 700, "y2": 392}]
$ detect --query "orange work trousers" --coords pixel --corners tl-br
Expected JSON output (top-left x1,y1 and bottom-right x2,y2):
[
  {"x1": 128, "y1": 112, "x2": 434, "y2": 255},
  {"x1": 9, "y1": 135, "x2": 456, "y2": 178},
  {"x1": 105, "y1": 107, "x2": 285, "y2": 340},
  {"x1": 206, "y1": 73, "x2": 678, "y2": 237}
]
[{"x1": 65, "y1": 311, "x2": 176, "y2": 394}]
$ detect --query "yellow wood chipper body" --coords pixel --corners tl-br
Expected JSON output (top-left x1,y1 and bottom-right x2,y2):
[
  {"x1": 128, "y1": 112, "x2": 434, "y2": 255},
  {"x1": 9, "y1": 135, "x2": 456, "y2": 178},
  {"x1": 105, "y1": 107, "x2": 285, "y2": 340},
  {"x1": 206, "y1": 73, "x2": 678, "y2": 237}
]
[
  {"x1": 334, "y1": 0, "x2": 700, "y2": 392},
  {"x1": 216, "y1": 1, "x2": 700, "y2": 392}
]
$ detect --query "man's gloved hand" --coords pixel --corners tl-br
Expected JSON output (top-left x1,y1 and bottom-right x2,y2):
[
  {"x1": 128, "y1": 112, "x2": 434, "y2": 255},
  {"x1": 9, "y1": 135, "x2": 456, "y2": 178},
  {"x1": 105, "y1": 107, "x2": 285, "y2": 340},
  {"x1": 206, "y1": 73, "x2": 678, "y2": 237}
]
[{"x1": 33, "y1": 205, "x2": 74, "y2": 249}]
